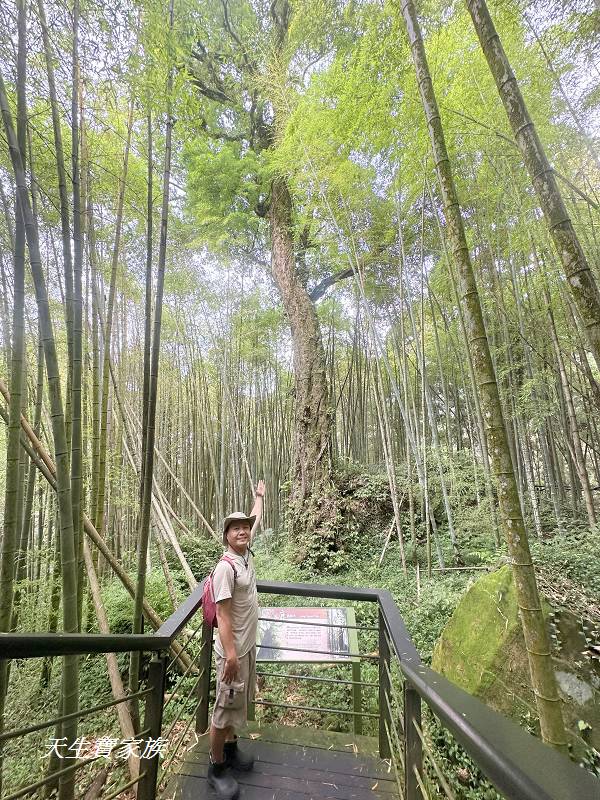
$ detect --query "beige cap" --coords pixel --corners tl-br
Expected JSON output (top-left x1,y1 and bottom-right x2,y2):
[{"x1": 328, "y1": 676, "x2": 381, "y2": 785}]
[{"x1": 223, "y1": 511, "x2": 256, "y2": 543}]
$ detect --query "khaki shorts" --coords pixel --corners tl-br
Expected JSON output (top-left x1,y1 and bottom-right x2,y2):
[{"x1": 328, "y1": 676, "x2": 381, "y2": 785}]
[{"x1": 211, "y1": 646, "x2": 256, "y2": 730}]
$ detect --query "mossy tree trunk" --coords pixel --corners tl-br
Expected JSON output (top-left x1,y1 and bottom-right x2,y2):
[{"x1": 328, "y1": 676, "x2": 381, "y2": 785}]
[
  {"x1": 269, "y1": 176, "x2": 334, "y2": 566},
  {"x1": 398, "y1": 0, "x2": 568, "y2": 750}
]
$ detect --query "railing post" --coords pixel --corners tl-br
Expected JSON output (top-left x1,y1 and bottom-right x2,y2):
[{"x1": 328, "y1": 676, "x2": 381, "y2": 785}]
[
  {"x1": 378, "y1": 609, "x2": 391, "y2": 759},
  {"x1": 196, "y1": 622, "x2": 213, "y2": 734},
  {"x1": 404, "y1": 681, "x2": 423, "y2": 800},
  {"x1": 138, "y1": 652, "x2": 167, "y2": 800},
  {"x1": 352, "y1": 660, "x2": 363, "y2": 735}
]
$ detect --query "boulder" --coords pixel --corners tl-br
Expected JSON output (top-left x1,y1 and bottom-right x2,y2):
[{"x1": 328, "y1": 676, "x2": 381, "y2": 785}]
[{"x1": 431, "y1": 565, "x2": 600, "y2": 754}]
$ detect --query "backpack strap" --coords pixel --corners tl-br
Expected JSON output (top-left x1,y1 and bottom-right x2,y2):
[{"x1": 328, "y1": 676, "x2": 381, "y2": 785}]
[{"x1": 219, "y1": 555, "x2": 238, "y2": 580}]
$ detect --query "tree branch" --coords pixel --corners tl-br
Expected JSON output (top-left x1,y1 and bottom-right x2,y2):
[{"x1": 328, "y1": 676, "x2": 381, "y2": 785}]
[
  {"x1": 189, "y1": 75, "x2": 232, "y2": 105},
  {"x1": 309, "y1": 268, "x2": 353, "y2": 302},
  {"x1": 220, "y1": 0, "x2": 254, "y2": 73},
  {"x1": 190, "y1": 41, "x2": 232, "y2": 104}
]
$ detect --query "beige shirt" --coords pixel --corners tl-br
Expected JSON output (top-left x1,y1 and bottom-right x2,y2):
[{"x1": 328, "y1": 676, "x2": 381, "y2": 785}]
[{"x1": 213, "y1": 549, "x2": 258, "y2": 658}]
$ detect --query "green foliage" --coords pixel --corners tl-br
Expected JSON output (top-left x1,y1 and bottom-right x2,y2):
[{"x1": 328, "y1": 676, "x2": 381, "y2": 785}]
[
  {"x1": 1, "y1": 646, "x2": 132, "y2": 796},
  {"x1": 580, "y1": 743, "x2": 600, "y2": 780},
  {"x1": 98, "y1": 569, "x2": 179, "y2": 633},
  {"x1": 531, "y1": 526, "x2": 600, "y2": 598},
  {"x1": 399, "y1": 575, "x2": 472, "y2": 662},
  {"x1": 3, "y1": 0, "x2": 600, "y2": 793},
  {"x1": 79, "y1": 651, "x2": 131, "y2": 706},
  {"x1": 184, "y1": 137, "x2": 268, "y2": 255},
  {"x1": 426, "y1": 713, "x2": 503, "y2": 800},
  {"x1": 255, "y1": 660, "x2": 378, "y2": 736},
  {"x1": 229, "y1": 292, "x2": 286, "y2": 366},
  {"x1": 177, "y1": 532, "x2": 223, "y2": 581}
]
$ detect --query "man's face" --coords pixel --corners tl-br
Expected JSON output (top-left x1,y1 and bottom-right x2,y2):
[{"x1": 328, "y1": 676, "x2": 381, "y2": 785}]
[{"x1": 226, "y1": 521, "x2": 252, "y2": 550}]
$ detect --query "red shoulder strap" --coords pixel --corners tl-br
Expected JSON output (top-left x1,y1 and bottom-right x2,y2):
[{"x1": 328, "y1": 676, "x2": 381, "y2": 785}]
[{"x1": 220, "y1": 555, "x2": 238, "y2": 580}]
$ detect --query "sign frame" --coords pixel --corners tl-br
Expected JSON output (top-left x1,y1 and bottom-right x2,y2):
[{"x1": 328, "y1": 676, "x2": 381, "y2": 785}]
[{"x1": 252, "y1": 606, "x2": 363, "y2": 734}]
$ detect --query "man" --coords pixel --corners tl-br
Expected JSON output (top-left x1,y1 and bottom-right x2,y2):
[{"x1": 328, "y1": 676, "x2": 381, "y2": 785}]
[{"x1": 207, "y1": 480, "x2": 265, "y2": 800}]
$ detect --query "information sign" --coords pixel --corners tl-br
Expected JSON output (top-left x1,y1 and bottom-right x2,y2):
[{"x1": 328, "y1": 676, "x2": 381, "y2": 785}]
[{"x1": 256, "y1": 607, "x2": 358, "y2": 662}]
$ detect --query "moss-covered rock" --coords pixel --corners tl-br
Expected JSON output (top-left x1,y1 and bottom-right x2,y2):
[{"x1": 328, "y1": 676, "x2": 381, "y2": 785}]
[{"x1": 431, "y1": 566, "x2": 600, "y2": 755}]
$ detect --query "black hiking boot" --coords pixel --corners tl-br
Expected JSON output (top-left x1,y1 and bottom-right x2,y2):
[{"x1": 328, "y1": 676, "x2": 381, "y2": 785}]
[
  {"x1": 207, "y1": 753, "x2": 239, "y2": 799},
  {"x1": 224, "y1": 736, "x2": 255, "y2": 771}
]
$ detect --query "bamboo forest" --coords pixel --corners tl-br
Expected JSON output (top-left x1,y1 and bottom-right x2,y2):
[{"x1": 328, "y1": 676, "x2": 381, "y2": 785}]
[{"x1": 0, "y1": 0, "x2": 599, "y2": 797}]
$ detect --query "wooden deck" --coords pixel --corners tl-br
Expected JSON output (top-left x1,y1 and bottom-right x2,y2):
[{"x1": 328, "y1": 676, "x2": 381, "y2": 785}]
[{"x1": 163, "y1": 723, "x2": 399, "y2": 799}]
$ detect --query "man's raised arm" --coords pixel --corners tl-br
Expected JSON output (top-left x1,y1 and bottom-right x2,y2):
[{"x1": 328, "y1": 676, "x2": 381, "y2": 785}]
[{"x1": 249, "y1": 480, "x2": 265, "y2": 540}]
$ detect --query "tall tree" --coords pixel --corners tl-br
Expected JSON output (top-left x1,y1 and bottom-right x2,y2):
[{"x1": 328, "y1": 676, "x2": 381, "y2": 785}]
[
  {"x1": 185, "y1": 0, "x2": 351, "y2": 563},
  {"x1": 36, "y1": 0, "x2": 74, "y2": 383},
  {"x1": 398, "y1": 0, "x2": 567, "y2": 750},
  {"x1": 140, "y1": 108, "x2": 153, "y2": 505},
  {"x1": 95, "y1": 101, "x2": 134, "y2": 535},
  {"x1": 269, "y1": 175, "x2": 334, "y2": 556}
]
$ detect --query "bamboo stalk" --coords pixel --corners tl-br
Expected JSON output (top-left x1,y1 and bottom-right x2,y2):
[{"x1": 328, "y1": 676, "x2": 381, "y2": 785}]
[{"x1": 399, "y1": 0, "x2": 568, "y2": 749}]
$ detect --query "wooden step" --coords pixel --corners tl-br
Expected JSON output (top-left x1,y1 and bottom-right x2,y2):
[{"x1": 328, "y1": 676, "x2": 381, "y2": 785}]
[{"x1": 162, "y1": 722, "x2": 399, "y2": 799}]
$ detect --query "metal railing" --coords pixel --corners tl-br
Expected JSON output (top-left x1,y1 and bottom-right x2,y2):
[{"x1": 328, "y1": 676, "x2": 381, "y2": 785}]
[
  {"x1": 195, "y1": 600, "x2": 380, "y2": 738},
  {"x1": 0, "y1": 645, "x2": 160, "y2": 800},
  {"x1": 0, "y1": 596, "x2": 198, "y2": 799},
  {"x1": 0, "y1": 579, "x2": 598, "y2": 800}
]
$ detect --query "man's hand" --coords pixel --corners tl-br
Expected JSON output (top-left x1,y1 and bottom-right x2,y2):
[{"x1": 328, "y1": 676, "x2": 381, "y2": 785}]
[
  {"x1": 255, "y1": 480, "x2": 265, "y2": 498},
  {"x1": 223, "y1": 653, "x2": 240, "y2": 684}
]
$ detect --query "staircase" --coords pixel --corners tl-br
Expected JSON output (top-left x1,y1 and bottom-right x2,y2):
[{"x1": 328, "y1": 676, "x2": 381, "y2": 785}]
[
  {"x1": 1, "y1": 579, "x2": 598, "y2": 800},
  {"x1": 165, "y1": 723, "x2": 397, "y2": 800}
]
